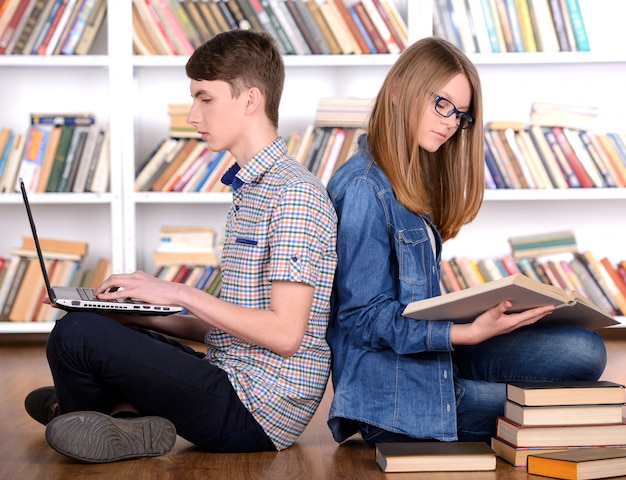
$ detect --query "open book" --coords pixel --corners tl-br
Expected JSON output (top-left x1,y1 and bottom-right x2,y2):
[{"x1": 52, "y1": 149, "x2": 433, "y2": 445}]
[{"x1": 402, "y1": 274, "x2": 618, "y2": 330}]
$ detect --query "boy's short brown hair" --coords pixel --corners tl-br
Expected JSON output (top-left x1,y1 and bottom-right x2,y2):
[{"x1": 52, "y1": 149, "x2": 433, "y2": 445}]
[{"x1": 186, "y1": 30, "x2": 285, "y2": 129}]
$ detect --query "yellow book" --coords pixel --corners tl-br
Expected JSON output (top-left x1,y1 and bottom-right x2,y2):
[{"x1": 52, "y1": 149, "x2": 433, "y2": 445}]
[
  {"x1": 514, "y1": 0, "x2": 537, "y2": 52},
  {"x1": 527, "y1": 447, "x2": 626, "y2": 480}
]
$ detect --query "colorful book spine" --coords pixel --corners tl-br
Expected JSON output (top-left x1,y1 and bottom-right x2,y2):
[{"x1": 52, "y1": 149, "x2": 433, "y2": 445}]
[
  {"x1": 61, "y1": 0, "x2": 97, "y2": 54},
  {"x1": 564, "y1": 0, "x2": 590, "y2": 51}
]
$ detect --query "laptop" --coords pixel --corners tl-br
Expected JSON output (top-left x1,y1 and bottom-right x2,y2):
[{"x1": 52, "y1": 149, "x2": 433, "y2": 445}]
[{"x1": 19, "y1": 179, "x2": 183, "y2": 316}]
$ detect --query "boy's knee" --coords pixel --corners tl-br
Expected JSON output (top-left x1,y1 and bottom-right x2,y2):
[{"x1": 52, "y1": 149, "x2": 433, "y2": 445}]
[{"x1": 47, "y1": 312, "x2": 108, "y2": 350}]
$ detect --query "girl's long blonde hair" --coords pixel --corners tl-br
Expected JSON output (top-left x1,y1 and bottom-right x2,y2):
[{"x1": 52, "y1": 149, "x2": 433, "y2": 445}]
[{"x1": 367, "y1": 37, "x2": 484, "y2": 242}]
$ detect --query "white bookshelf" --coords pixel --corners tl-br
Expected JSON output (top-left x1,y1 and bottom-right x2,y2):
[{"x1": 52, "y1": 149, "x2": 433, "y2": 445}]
[{"x1": 0, "y1": 0, "x2": 624, "y2": 333}]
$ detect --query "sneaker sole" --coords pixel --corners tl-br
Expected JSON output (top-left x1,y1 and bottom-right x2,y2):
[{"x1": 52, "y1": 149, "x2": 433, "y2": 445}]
[{"x1": 45, "y1": 412, "x2": 176, "y2": 463}]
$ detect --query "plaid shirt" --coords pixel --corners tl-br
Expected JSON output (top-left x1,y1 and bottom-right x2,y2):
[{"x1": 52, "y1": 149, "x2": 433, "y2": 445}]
[{"x1": 205, "y1": 137, "x2": 337, "y2": 450}]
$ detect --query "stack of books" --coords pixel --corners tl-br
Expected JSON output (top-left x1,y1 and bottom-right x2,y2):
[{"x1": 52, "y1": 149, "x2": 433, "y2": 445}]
[
  {"x1": 433, "y1": 0, "x2": 590, "y2": 53},
  {"x1": 530, "y1": 102, "x2": 599, "y2": 131},
  {"x1": 167, "y1": 104, "x2": 199, "y2": 139},
  {"x1": 131, "y1": 0, "x2": 408, "y2": 56},
  {"x1": 491, "y1": 381, "x2": 626, "y2": 467},
  {"x1": 0, "y1": 236, "x2": 90, "y2": 323},
  {"x1": 313, "y1": 97, "x2": 373, "y2": 129},
  {"x1": 2, "y1": 113, "x2": 110, "y2": 194},
  {"x1": 153, "y1": 225, "x2": 218, "y2": 267},
  {"x1": 152, "y1": 225, "x2": 222, "y2": 308},
  {"x1": 508, "y1": 230, "x2": 578, "y2": 259},
  {"x1": 0, "y1": 0, "x2": 107, "y2": 56}
]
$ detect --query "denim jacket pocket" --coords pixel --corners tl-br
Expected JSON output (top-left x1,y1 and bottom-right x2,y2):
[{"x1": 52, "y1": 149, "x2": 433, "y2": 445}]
[{"x1": 396, "y1": 228, "x2": 429, "y2": 287}]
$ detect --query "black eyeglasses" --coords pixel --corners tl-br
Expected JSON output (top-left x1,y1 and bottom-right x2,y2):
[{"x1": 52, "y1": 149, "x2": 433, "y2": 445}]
[{"x1": 429, "y1": 92, "x2": 474, "y2": 130}]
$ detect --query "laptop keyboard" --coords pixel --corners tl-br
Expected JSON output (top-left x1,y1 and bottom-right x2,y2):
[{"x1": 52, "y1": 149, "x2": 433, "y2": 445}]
[{"x1": 78, "y1": 288, "x2": 132, "y2": 303}]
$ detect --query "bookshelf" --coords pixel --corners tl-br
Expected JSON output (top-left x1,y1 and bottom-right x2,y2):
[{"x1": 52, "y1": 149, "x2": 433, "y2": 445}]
[{"x1": 0, "y1": 0, "x2": 624, "y2": 334}]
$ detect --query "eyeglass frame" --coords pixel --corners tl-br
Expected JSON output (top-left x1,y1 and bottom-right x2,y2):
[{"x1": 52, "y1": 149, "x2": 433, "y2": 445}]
[{"x1": 428, "y1": 92, "x2": 474, "y2": 130}]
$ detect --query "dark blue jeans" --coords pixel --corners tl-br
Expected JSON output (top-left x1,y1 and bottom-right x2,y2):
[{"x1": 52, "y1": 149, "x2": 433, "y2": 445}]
[
  {"x1": 358, "y1": 323, "x2": 607, "y2": 445},
  {"x1": 46, "y1": 312, "x2": 276, "y2": 452}
]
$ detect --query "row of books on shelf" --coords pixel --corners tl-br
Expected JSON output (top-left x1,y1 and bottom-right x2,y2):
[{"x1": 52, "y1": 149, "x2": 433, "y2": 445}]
[
  {"x1": 439, "y1": 249, "x2": 626, "y2": 319},
  {"x1": 140, "y1": 123, "x2": 626, "y2": 193},
  {"x1": 136, "y1": 124, "x2": 362, "y2": 192},
  {"x1": 167, "y1": 99, "x2": 626, "y2": 190},
  {"x1": 0, "y1": 0, "x2": 107, "y2": 56},
  {"x1": 135, "y1": 137, "x2": 235, "y2": 193},
  {"x1": 492, "y1": 380, "x2": 626, "y2": 479},
  {"x1": 0, "y1": 114, "x2": 110, "y2": 194},
  {"x1": 0, "y1": 236, "x2": 110, "y2": 323},
  {"x1": 132, "y1": 0, "x2": 408, "y2": 56},
  {"x1": 484, "y1": 123, "x2": 626, "y2": 190},
  {"x1": 434, "y1": 0, "x2": 590, "y2": 54},
  {"x1": 0, "y1": 225, "x2": 222, "y2": 323},
  {"x1": 155, "y1": 264, "x2": 223, "y2": 299}
]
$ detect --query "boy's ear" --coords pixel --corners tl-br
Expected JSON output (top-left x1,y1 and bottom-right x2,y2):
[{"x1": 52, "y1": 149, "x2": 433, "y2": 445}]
[{"x1": 245, "y1": 87, "x2": 263, "y2": 113}]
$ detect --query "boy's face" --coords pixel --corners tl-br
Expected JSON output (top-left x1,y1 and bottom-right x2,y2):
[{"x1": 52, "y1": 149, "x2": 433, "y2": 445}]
[{"x1": 187, "y1": 79, "x2": 248, "y2": 153}]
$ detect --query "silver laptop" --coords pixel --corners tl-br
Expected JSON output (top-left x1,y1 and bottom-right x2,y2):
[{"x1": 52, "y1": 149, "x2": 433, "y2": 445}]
[{"x1": 19, "y1": 179, "x2": 182, "y2": 316}]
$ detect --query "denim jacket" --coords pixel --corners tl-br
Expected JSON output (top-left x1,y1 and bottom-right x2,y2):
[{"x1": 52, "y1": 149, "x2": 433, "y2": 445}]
[{"x1": 326, "y1": 134, "x2": 458, "y2": 443}]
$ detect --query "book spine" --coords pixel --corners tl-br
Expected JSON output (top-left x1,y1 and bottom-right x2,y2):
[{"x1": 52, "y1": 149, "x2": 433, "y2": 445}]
[
  {"x1": 348, "y1": 4, "x2": 376, "y2": 53},
  {"x1": 270, "y1": 0, "x2": 311, "y2": 55},
  {"x1": 478, "y1": 0, "x2": 501, "y2": 52},
  {"x1": 541, "y1": 127, "x2": 581, "y2": 188},
  {"x1": 563, "y1": 0, "x2": 589, "y2": 51},
  {"x1": 30, "y1": 115, "x2": 95, "y2": 126},
  {"x1": 371, "y1": 0, "x2": 406, "y2": 50},
  {"x1": 448, "y1": 0, "x2": 478, "y2": 53},
  {"x1": 18, "y1": 0, "x2": 53, "y2": 55},
  {"x1": 305, "y1": 0, "x2": 341, "y2": 54},
  {"x1": 59, "y1": 0, "x2": 95, "y2": 53},
  {"x1": 352, "y1": 1, "x2": 387, "y2": 53},
  {"x1": 284, "y1": 0, "x2": 322, "y2": 54},
  {"x1": 551, "y1": 127, "x2": 593, "y2": 188},
  {"x1": 44, "y1": 0, "x2": 80, "y2": 55},
  {"x1": 360, "y1": 0, "x2": 400, "y2": 53},
  {"x1": 74, "y1": 0, "x2": 106, "y2": 55},
  {"x1": 493, "y1": 0, "x2": 516, "y2": 51},
  {"x1": 0, "y1": 0, "x2": 33, "y2": 54},
  {"x1": 483, "y1": 138, "x2": 507, "y2": 188},
  {"x1": 503, "y1": 0, "x2": 524, "y2": 51},
  {"x1": 294, "y1": 0, "x2": 331, "y2": 54},
  {"x1": 513, "y1": 0, "x2": 536, "y2": 52},
  {"x1": 30, "y1": 0, "x2": 64, "y2": 54},
  {"x1": 333, "y1": 0, "x2": 370, "y2": 54},
  {"x1": 571, "y1": 253, "x2": 619, "y2": 316},
  {"x1": 547, "y1": 0, "x2": 571, "y2": 50}
]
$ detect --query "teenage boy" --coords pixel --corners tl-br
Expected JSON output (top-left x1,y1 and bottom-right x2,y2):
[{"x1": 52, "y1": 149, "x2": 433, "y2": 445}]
[{"x1": 25, "y1": 30, "x2": 337, "y2": 463}]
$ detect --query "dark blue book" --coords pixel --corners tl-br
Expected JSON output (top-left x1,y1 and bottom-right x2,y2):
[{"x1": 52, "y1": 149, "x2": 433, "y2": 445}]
[{"x1": 484, "y1": 138, "x2": 507, "y2": 188}]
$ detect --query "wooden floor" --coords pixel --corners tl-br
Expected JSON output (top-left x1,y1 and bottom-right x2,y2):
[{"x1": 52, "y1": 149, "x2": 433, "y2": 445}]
[{"x1": 2, "y1": 329, "x2": 626, "y2": 480}]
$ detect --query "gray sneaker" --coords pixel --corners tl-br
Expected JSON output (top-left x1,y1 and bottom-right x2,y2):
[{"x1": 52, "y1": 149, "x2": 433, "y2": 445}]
[{"x1": 45, "y1": 411, "x2": 176, "y2": 463}]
